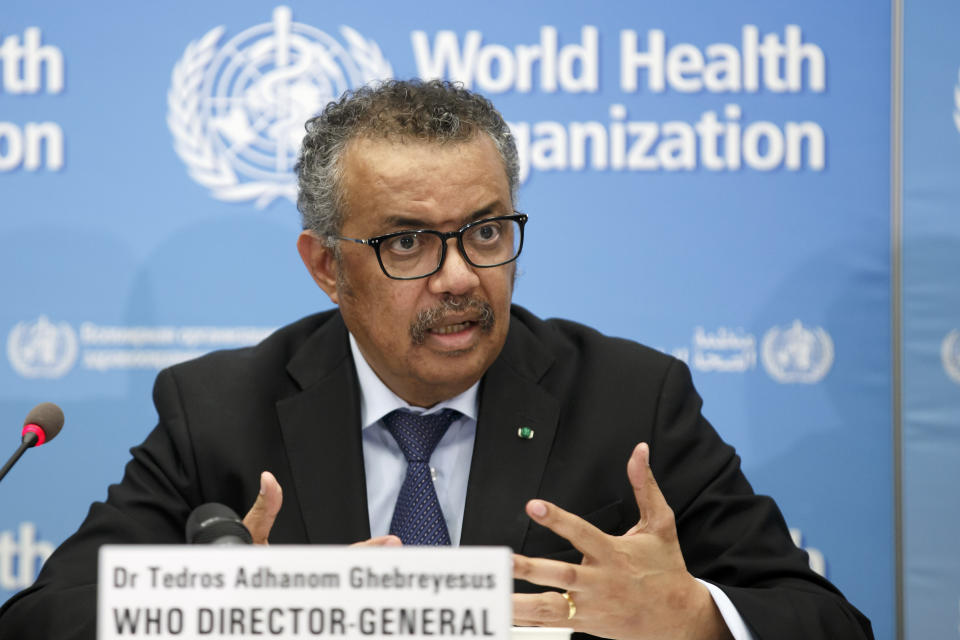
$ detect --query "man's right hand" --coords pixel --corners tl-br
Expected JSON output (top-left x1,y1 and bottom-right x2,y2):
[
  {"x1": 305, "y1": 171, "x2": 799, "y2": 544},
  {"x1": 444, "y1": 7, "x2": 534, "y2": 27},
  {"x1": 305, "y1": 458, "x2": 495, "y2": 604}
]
[
  {"x1": 241, "y1": 470, "x2": 403, "y2": 547},
  {"x1": 243, "y1": 471, "x2": 283, "y2": 544}
]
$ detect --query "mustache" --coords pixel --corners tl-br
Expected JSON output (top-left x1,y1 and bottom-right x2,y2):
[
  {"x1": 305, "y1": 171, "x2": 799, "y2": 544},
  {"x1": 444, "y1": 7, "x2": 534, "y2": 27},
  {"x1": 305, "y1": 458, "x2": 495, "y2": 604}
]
[{"x1": 410, "y1": 296, "x2": 495, "y2": 345}]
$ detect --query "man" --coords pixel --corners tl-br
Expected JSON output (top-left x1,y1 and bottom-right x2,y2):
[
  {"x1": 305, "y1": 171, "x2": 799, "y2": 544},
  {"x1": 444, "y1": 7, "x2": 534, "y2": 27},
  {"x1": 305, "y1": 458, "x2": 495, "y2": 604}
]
[{"x1": 0, "y1": 80, "x2": 872, "y2": 639}]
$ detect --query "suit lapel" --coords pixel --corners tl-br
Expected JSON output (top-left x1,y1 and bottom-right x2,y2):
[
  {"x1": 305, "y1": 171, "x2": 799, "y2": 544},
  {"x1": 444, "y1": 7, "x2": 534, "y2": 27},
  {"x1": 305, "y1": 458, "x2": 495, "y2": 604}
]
[
  {"x1": 276, "y1": 313, "x2": 371, "y2": 543},
  {"x1": 460, "y1": 313, "x2": 559, "y2": 551}
]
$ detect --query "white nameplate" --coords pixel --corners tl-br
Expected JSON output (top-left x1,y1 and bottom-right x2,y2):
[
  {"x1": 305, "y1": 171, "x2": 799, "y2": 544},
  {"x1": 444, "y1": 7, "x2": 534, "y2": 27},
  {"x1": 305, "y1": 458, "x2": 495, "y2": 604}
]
[{"x1": 98, "y1": 545, "x2": 511, "y2": 639}]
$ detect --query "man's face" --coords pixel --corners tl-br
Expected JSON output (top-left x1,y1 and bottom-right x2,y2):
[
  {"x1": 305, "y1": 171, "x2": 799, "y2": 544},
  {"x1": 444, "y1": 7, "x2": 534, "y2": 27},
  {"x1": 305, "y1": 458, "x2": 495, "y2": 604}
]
[{"x1": 298, "y1": 134, "x2": 516, "y2": 407}]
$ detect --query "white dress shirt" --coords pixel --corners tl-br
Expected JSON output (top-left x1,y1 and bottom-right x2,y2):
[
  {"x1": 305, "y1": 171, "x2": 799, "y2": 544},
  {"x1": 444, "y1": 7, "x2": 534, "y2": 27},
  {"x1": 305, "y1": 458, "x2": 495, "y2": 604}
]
[{"x1": 348, "y1": 334, "x2": 754, "y2": 639}]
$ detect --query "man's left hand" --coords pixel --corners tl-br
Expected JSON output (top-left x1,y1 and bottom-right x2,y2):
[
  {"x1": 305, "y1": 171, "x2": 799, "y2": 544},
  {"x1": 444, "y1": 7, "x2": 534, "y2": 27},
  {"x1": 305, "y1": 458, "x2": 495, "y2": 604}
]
[{"x1": 512, "y1": 443, "x2": 732, "y2": 640}]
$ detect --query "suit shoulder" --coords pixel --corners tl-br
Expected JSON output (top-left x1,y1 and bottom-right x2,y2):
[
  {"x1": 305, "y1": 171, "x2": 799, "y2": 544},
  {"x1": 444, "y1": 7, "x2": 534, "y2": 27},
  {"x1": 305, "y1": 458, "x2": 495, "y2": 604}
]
[
  {"x1": 510, "y1": 304, "x2": 676, "y2": 374},
  {"x1": 158, "y1": 310, "x2": 338, "y2": 389}
]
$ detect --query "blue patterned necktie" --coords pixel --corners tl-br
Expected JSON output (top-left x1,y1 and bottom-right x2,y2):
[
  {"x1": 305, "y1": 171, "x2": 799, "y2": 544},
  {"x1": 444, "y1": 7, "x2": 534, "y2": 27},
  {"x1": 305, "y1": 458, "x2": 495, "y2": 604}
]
[{"x1": 382, "y1": 408, "x2": 460, "y2": 545}]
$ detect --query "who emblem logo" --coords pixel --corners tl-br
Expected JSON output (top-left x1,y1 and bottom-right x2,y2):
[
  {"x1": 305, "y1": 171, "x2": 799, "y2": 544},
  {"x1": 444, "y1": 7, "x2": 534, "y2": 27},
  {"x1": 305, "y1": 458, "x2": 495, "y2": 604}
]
[
  {"x1": 760, "y1": 320, "x2": 834, "y2": 384},
  {"x1": 942, "y1": 329, "x2": 960, "y2": 384},
  {"x1": 167, "y1": 6, "x2": 393, "y2": 208},
  {"x1": 6, "y1": 316, "x2": 78, "y2": 379}
]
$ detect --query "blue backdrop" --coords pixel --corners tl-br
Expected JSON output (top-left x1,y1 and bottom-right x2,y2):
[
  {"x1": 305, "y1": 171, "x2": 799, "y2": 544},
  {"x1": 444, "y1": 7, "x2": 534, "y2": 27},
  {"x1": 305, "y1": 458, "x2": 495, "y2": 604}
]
[
  {"x1": 902, "y1": 1, "x2": 960, "y2": 638},
  {"x1": 1, "y1": 2, "x2": 896, "y2": 637}
]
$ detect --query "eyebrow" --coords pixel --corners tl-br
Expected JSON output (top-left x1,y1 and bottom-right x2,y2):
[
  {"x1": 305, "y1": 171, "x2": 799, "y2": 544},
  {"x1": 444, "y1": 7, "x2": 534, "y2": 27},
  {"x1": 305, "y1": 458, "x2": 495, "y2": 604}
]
[{"x1": 380, "y1": 204, "x2": 506, "y2": 232}]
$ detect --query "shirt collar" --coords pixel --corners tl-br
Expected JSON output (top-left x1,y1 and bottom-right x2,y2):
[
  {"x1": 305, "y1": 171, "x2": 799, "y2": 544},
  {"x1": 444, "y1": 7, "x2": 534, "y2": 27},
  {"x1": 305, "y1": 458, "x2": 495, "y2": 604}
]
[{"x1": 348, "y1": 332, "x2": 480, "y2": 430}]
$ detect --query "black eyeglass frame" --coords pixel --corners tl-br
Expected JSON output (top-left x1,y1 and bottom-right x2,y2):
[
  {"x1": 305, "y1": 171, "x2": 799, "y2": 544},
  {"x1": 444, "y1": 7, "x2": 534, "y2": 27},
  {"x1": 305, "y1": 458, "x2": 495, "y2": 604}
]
[{"x1": 333, "y1": 213, "x2": 528, "y2": 280}]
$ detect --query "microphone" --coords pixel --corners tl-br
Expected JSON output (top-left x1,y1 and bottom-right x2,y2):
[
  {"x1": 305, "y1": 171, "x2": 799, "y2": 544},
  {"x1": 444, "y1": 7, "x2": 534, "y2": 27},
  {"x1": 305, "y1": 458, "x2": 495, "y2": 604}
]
[
  {"x1": 186, "y1": 503, "x2": 253, "y2": 545},
  {"x1": 0, "y1": 402, "x2": 65, "y2": 484}
]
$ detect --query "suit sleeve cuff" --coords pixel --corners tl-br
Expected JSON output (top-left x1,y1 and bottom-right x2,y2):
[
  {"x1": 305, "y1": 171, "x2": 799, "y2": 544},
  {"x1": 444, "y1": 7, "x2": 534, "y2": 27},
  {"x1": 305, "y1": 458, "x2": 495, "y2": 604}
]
[{"x1": 695, "y1": 578, "x2": 756, "y2": 640}]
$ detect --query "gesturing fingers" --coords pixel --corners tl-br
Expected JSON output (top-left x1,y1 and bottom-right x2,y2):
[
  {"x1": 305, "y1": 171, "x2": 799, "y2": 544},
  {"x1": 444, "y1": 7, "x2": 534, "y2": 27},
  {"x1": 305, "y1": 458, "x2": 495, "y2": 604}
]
[
  {"x1": 513, "y1": 592, "x2": 576, "y2": 628},
  {"x1": 512, "y1": 555, "x2": 592, "y2": 629},
  {"x1": 513, "y1": 554, "x2": 590, "y2": 592},
  {"x1": 627, "y1": 442, "x2": 675, "y2": 534},
  {"x1": 525, "y1": 499, "x2": 611, "y2": 561},
  {"x1": 514, "y1": 444, "x2": 695, "y2": 640}
]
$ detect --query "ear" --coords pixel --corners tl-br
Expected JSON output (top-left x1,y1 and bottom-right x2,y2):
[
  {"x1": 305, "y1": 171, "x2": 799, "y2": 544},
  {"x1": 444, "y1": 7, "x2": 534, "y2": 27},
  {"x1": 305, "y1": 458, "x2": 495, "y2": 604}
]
[{"x1": 297, "y1": 230, "x2": 341, "y2": 305}]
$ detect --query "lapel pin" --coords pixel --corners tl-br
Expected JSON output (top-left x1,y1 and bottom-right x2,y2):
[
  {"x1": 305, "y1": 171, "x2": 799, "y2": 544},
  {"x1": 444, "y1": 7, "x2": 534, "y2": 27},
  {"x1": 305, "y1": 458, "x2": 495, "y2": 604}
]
[{"x1": 517, "y1": 426, "x2": 535, "y2": 440}]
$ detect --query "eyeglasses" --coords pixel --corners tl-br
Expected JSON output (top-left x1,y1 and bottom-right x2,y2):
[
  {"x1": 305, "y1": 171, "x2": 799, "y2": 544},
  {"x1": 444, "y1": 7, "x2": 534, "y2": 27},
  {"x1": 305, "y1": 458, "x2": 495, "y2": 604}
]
[{"x1": 333, "y1": 213, "x2": 528, "y2": 280}]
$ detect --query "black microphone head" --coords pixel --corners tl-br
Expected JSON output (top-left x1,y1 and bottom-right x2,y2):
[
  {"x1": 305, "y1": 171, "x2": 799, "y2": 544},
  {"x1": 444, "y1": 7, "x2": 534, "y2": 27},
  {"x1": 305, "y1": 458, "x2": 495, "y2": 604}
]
[
  {"x1": 21, "y1": 402, "x2": 64, "y2": 446},
  {"x1": 186, "y1": 503, "x2": 253, "y2": 545}
]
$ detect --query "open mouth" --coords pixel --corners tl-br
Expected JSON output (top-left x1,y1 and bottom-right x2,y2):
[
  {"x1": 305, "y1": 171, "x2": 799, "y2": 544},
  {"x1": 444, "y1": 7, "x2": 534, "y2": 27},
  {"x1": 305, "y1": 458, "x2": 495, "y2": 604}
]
[
  {"x1": 429, "y1": 321, "x2": 474, "y2": 335},
  {"x1": 410, "y1": 298, "x2": 495, "y2": 345}
]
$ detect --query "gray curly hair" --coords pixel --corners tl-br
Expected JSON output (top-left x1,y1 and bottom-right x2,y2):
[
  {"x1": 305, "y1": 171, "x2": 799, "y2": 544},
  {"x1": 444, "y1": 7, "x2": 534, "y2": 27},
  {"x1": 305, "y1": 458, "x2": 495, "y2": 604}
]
[{"x1": 295, "y1": 79, "x2": 519, "y2": 240}]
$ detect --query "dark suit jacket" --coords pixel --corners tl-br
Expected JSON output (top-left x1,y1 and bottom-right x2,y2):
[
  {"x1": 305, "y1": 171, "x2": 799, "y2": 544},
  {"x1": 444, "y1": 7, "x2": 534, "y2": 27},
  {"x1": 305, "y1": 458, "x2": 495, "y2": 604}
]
[{"x1": 0, "y1": 306, "x2": 872, "y2": 639}]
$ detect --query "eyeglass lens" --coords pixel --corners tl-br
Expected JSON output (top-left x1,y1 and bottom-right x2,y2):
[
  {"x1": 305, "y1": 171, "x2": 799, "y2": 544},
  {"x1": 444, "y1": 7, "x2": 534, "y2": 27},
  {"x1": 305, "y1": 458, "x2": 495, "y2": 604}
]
[{"x1": 380, "y1": 218, "x2": 522, "y2": 278}]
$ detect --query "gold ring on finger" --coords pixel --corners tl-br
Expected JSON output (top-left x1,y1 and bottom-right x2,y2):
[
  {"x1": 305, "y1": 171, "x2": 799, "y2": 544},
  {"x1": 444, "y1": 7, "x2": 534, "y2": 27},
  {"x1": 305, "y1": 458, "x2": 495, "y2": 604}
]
[{"x1": 561, "y1": 591, "x2": 576, "y2": 620}]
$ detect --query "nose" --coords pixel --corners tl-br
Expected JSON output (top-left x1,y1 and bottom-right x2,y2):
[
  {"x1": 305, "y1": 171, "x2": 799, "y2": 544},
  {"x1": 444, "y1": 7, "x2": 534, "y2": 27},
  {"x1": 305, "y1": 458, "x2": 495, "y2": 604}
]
[{"x1": 427, "y1": 237, "x2": 480, "y2": 296}]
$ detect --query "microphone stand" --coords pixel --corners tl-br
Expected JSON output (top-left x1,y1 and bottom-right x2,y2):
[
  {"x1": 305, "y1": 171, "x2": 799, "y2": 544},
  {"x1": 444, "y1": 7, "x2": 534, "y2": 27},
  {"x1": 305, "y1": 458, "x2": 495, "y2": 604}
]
[{"x1": 0, "y1": 433, "x2": 40, "y2": 483}]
